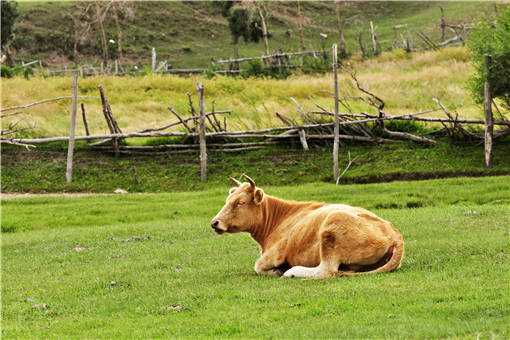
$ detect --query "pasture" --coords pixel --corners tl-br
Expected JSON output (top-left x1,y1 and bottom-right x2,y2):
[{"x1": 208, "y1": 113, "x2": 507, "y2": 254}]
[{"x1": 2, "y1": 176, "x2": 509, "y2": 338}]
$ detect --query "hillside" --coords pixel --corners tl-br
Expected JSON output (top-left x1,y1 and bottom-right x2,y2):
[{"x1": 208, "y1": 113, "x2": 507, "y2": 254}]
[{"x1": 11, "y1": 1, "x2": 503, "y2": 67}]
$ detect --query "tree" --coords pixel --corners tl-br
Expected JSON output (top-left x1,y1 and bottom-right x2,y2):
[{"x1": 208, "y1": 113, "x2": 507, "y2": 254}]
[
  {"x1": 227, "y1": 3, "x2": 263, "y2": 57},
  {"x1": 335, "y1": 1, "x2": 348, "y2": 58},
  {"x1": 111, "y1": 1, "x2": 135, "y2": 64},
  {"x1": 94, "y1": 0, "x2": 112, "y2": 65},
  {"x1": 256, "y1": 3, "x2": 269, "y2": 55},
  {"x1": 296, "y1": 1, "x2": 306, "y2": 53},
  {"x1": 1, "y1": 0, "x2": 18, "y2": 48},
  {"x1": 71, "y1": 1, "x2": 134, "y2": 65},
  {"x1": 71, "y1": 2, "x2": 94, "y2": 63},
  {"x1": 1, "y1": 0, "x2": 19, "y2": 65},
  {"x1": 468, "y1": 7, "x2": 510, "y2": 110}
]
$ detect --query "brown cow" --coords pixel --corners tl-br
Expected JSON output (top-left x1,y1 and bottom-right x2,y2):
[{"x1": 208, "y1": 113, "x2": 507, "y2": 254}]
[{"x1": 210, "y1": 175, "x2": 404, "y2": 279}]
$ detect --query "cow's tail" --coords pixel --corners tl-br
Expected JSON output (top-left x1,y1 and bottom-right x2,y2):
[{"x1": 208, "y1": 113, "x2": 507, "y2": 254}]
[{"x1": 341, "y1": 229, "x2": 404, "y2": 276}]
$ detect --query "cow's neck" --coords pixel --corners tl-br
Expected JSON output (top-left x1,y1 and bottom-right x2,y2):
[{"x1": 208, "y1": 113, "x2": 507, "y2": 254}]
[{"x1": 250, "y1": 195, "x2": 310, "y2": 251}]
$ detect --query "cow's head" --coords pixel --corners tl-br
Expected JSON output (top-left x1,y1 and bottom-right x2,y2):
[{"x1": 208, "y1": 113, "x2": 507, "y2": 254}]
[{"x1": 210, "y1": 174, "x2": 264, "y2": 234}]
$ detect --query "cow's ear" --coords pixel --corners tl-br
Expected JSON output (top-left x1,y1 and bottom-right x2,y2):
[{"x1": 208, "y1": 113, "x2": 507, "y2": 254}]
[
  {"x1": 253, "y1": 188, "x2": 264, "y2": 205},
  {"x1": 229, "y1": 187, "x2": 236, "y2": 194}
]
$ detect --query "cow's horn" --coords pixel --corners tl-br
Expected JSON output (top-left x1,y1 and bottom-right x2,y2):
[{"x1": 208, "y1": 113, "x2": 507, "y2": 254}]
[
  {"x1": 242, "y1": 174, "x2": 256, "y2": 189},
  {"x1": 230, "y1": 177, "x2": 242, "y2": 186}
]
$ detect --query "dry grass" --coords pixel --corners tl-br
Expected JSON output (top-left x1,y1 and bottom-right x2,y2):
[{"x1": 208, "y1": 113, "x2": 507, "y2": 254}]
[{"x1": 1, "y1": 47, "x2": 501, "y2": 137}]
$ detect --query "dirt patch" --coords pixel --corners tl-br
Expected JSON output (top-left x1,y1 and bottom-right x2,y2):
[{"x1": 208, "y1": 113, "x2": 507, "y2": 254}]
[{"x1": 0, "y1": 192, "x2": 109, "y2": 200}]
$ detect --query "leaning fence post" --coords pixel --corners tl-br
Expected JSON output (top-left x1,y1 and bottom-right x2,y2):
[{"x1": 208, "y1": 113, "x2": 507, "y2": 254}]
[
  {"x1": 66, "y1": 71, "x2": 79, "y2": 183},
  {"x1": 440, "y1": 7, "x2": 446, "y2": 41},
  {"x1": 484, "y1": 54, "x2": 494, "y2": 168},
  {"x1": 80, "y1": 103, "x2": 90, "y2": 136},
  {"x1": 197, "y1": 83, "x2": 207, "y2": 181},
  {"x1": 332, "y1": 44, "x2": 340, "y2": 184}
]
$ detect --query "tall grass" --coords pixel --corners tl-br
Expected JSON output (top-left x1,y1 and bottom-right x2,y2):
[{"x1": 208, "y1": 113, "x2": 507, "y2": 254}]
[{"x1": 0, "y1": 47, "x2": 496, "y2": 137}]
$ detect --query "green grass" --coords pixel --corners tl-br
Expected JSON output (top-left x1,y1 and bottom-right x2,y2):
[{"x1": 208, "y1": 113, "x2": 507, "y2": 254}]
[
  {"x1": 2, "y1": 176, "x2": 509, "y2": 338},
  {"x1": 2, "y1": 140, "x2": 510, "y2": 193}
]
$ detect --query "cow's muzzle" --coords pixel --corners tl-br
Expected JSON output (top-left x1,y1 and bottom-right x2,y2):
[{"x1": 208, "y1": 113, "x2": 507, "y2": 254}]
[{"x1": 210, "y1": 219, "x2": 224, "y2": 234}]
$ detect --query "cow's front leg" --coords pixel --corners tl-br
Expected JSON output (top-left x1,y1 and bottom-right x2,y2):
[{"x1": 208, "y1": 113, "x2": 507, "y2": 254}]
[{"x1": 254, "y1": 245, "x2": 286, "y2": 277}]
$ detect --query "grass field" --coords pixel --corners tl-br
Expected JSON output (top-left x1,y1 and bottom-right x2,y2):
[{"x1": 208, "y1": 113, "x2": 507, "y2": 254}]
[
  {"x1": 3, "y1": 47, "x2": 505, "y2": 138},
  {"x1": 3, "y1": 140, "x2": 510, "y2": 193},
  {"x1": 1, "y1": 176, "x2": 509, "y2": 338}
]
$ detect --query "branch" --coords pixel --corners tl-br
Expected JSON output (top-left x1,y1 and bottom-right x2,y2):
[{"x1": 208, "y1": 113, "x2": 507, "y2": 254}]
[
  {"x1": 336, "y1": 151, "x2": 358, "y2": 185},
  {"x1": 0, "y1": 96, "x2": 98, "y2": 113}
]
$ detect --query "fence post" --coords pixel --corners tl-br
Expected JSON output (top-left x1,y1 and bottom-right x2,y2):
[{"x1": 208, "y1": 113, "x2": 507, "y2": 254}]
[
  {"x1": 484, "y1": 54, "x2": 494, "y2": 168},
  {"x1": 151, "y1": 47, "x2": 157, "y2": 73},
  {"x1": 66, "y1": 71, "x2": 78, "y2": 183},
  {"x1": 332, "y1": 44, "x2": 340, "y2": 184},
  {"x1": 197, "y1": 83, "x2": 207, "y2": 181},
  {"x1": 298, "y1": 129, "x2": 309, "y2": 151},
  {"x1": 440, "y1": 7, "x2": 446, "y2": 41},
  {"x1": 369, "y1": 21, "x2": 380, "y2": 56}
]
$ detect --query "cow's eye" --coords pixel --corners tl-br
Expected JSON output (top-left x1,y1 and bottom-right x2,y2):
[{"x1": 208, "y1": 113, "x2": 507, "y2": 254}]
[{"x1": 237, "y1": 201, "x2": 245, "y2": 207}]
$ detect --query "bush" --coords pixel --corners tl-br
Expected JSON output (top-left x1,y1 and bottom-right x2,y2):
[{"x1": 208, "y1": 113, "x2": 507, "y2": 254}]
[
  {"x1": 301, "y1": 55, "x2": 330, "y2": 74},
  {"x1": 0, "y1": 65, "x2": 33, "y2": 79},
  {"x1": 240, "y1": 60, "x2": 291, "y2": 79},
  {"x1": 204, "y1": 63, "x2": 221, "y2": 79},
  {"x1": 384, "y1": 120, "x2": 427, "y2": 134},
  {"x1": 1, "y1": 65, "x2": 14, "y2": 78},
  {"x1": 468, "y1": 7, "x2": 510, "y2": 109}
]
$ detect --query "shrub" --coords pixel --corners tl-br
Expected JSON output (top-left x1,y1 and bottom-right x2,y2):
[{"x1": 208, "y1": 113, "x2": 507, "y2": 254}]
[
  {"x1": 240, "y1": 60, "x2": 291, "y2": 79},
  {"x1": 468, "y1": 7, "x2": 510, "y2": 109},
  {"x1": 301, "y1": 55, "x2": 330, "y2": 74},
  {"x1": 204, "y1": 63, "x2": 221, "y2": 79},
  {"x1": 1, "y1": 65, "x2": 14, "y2": 78},
  {"x1": 0, "y1": 65, "x2": 33, "y2": 79},
  {"x1": 384, "y1": 120, "x2": 427, "y2": 134}
]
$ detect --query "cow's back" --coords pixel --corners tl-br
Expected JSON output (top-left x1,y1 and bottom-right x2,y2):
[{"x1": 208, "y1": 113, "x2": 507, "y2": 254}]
[{"x1": 272, "y1": 203, "x2": 395, "y2": 267}]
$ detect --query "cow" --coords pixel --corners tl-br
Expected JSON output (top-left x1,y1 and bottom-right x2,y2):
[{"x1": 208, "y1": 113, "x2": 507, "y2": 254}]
[{"x1": 210, "y1": 175, "x2": 404, "y2": 279}]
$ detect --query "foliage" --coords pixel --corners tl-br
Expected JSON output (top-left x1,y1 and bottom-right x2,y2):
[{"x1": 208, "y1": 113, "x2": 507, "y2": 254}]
[
  {"x1": 214, "y1": 0, "x2": 235, "y2": 17},
  {"x1": 227, "y1": 5, "x2": 262, "y2": 45},
  {"x1": 0, "y1": 64, "x2": 33, "y2": 79},
  {"x1": 240, "y1": 60, "x2": 291, "y2": 79},
  {"x1": 2, "y1": 177, "x2": 509, "y2": 337},
  {"x1": 384, "y1": 120, "x2": 427, "y2": 134},
  {"x1": 1, "y1": 65, "x2": 14, "y2": 78},
  {"x1": 1, "y1": 0, "x2": 19, "y2": 48},
  {"x1": 301, "y1": 55, "x2": 330, "y2": 74},
  {"x1": 204, "y1": 63, "x2": 221, "y2": 79},
  {"x1": 468, "y1": 7, "x2": 510, "y2": 109}
]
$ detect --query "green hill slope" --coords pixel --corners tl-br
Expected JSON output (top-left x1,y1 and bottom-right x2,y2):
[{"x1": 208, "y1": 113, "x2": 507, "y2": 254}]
[{"x1": 11, "y1": 1, "x2": 502, "y2": 67}]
